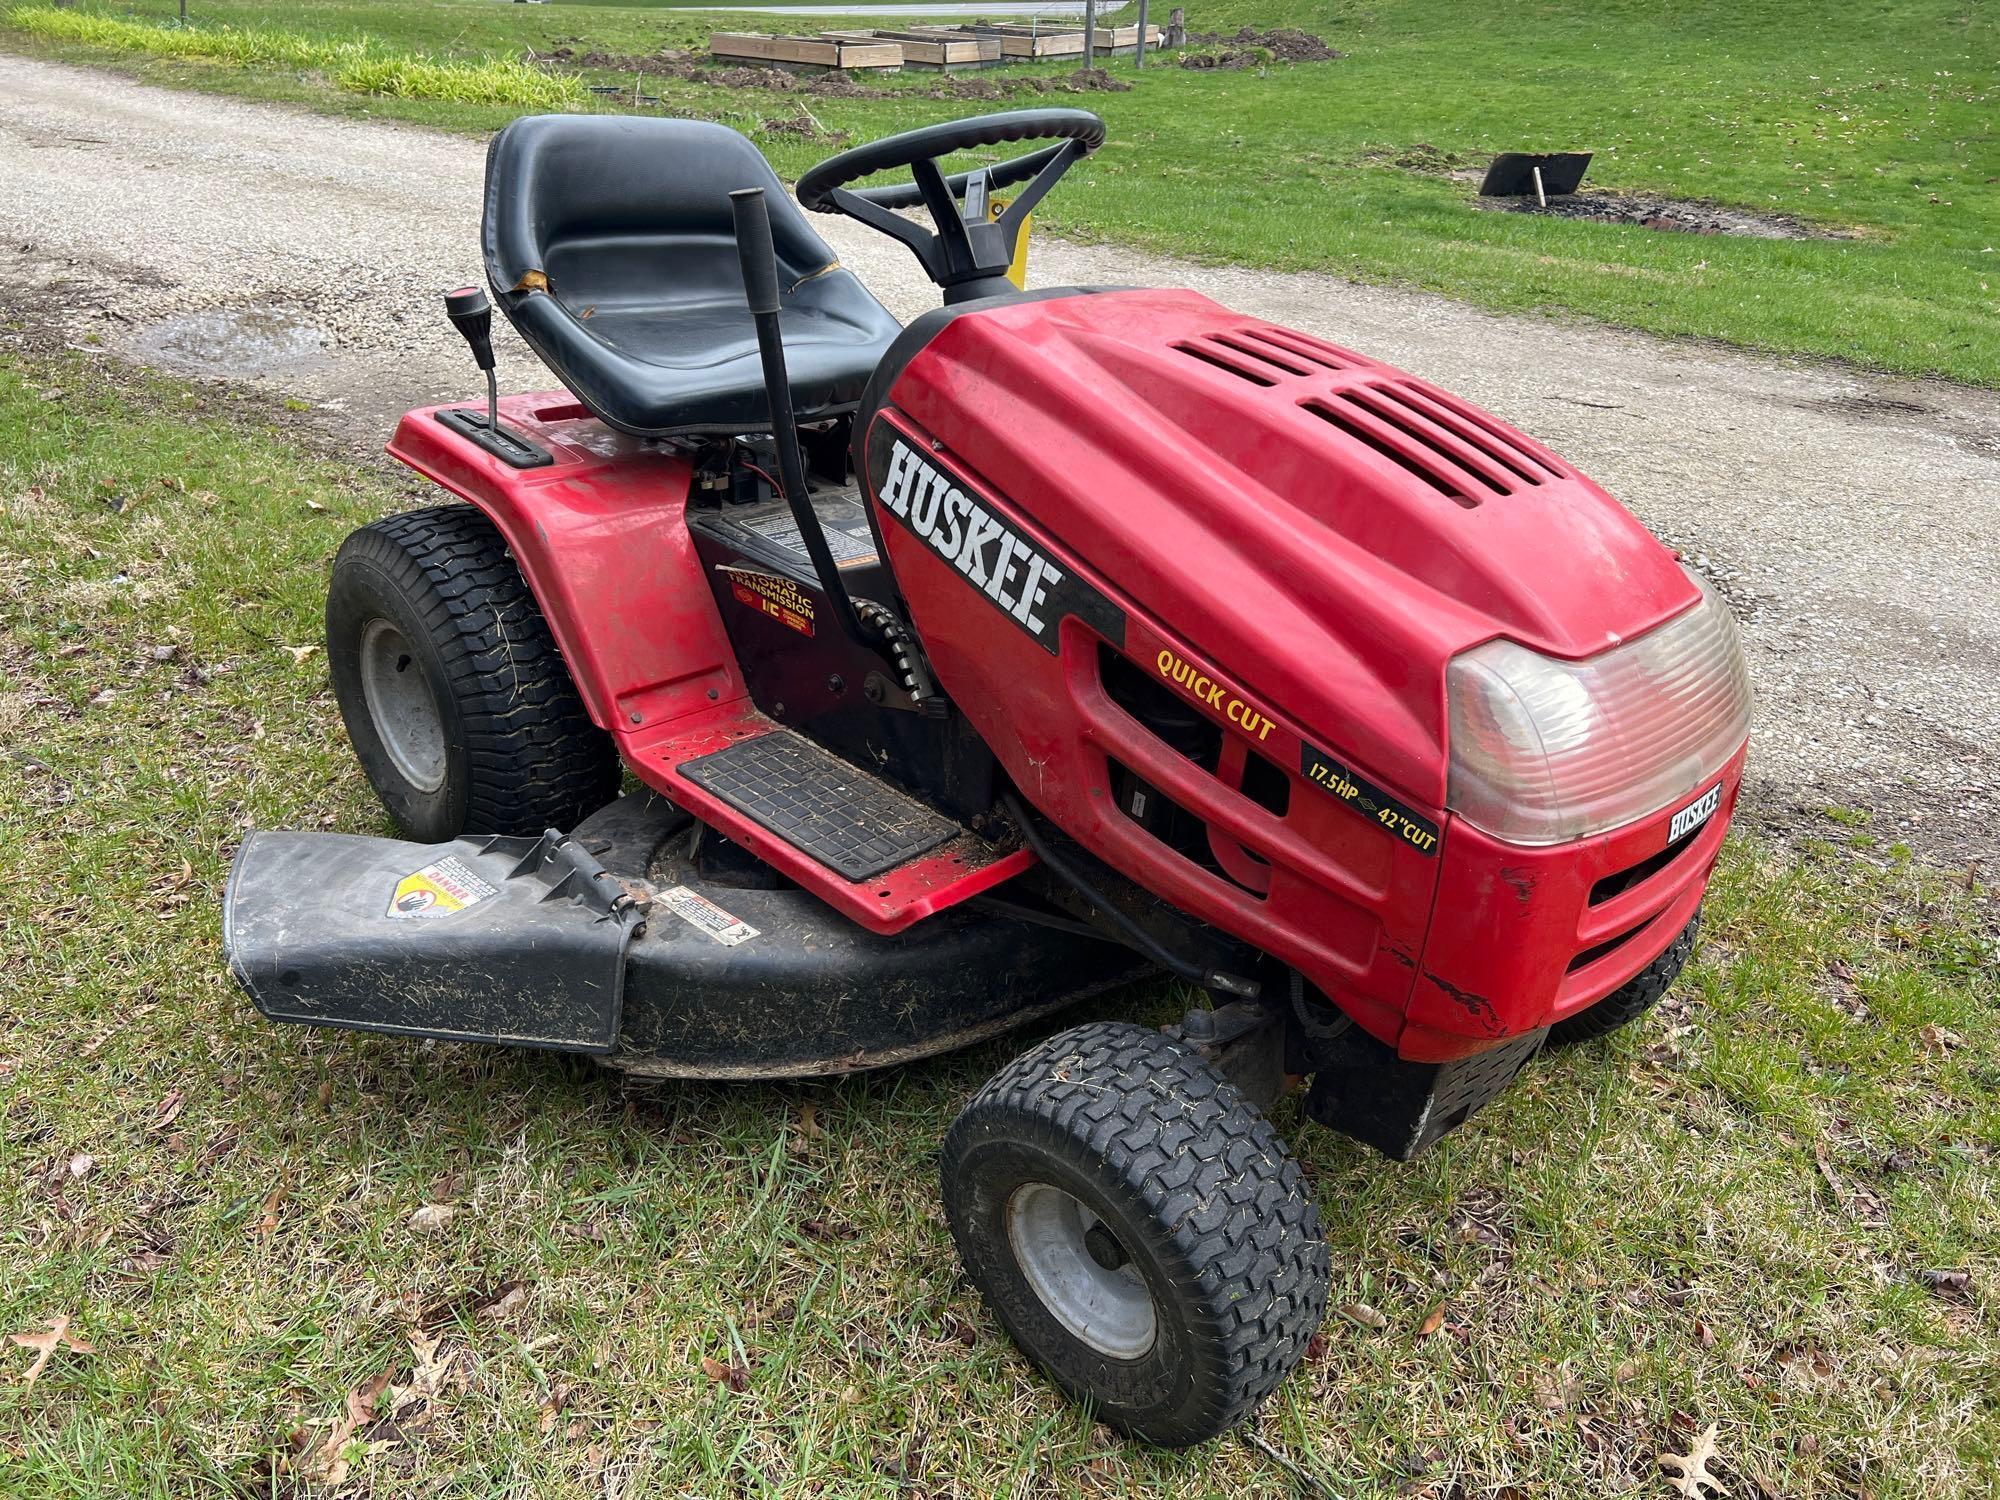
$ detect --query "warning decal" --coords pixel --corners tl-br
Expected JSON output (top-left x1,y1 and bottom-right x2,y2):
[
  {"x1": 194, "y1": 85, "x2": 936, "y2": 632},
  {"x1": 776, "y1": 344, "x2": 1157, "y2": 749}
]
[
  {"x1": 387, "y1": 855, "x2": 498, "y2": 920},
  {"x1": 657, "y1": 885, "x2": 760, "y2": 946}
]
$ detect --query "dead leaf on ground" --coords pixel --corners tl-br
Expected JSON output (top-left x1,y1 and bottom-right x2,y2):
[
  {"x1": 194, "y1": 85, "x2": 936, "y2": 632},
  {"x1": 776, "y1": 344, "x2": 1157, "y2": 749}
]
[
  {"x1": 797, "y1": 1101, "x2": 821, "y2": 1138},
  {"x1": 65, "y1": 1153, "x2": 94, "y2": 1179},
  {"x1": 1417, "y1": 1304, "x2": 1446, "y2": 1338},
  {"x1": 408, "y1": 1203, "x2": 457, "y2": 1235},
  {"x1": 1918, "y1": 1267, "x2": 1973, "y2": 1303},
  {"x1": 1659, "y1": 1421, "x2": 1729, "y2": 1498},
  {"x1": 310, "y1": 1366, "x2": 395, "y2": 1487},
  {"x1": 700, "y1": 1355, "x2": 750, "y2": 1393},
  {"x1": 254, "y1": 1175, "x2": 290, "y2": 1237},
  {"x1": 149, "y1": 1089, "x2": 186, "y2": 1132},
  {"x1": 1919, "y1": 1023, "x2": 1962, "y2": 1054},
  {"x1": 8, "y1": 1315, "x2": 94, "y2": 1392},
  {"x1": 283, "y1": 644, "x2": 317, "y2": 665},
  {"x1": 404, "y1": 1329, "x2": 456, "y2": 1398},
  {"x1": 1340, "y1": 1302, "x2": 1388, "y2": 1331}
]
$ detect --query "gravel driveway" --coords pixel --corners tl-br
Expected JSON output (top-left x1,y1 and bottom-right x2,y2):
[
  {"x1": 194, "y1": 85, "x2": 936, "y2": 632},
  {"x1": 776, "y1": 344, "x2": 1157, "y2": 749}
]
[{"x1": 5, "y1": 55, "x2": 1996, "y2": 870}]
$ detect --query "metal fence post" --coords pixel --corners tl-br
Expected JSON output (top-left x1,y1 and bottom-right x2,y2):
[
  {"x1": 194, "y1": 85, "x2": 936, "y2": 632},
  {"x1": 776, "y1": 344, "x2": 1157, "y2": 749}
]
[
  {"x1": 1134, "y1": 0, "x2": 1148, "y2": 66},
  {"x1": 1082, "y1": 0, "x2": 1096, "y2": 69}
]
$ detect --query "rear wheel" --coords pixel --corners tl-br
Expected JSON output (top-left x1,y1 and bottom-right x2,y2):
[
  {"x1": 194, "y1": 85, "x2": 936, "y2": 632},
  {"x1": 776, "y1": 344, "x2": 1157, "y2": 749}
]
[
  {"x1": 326, "y1": 505, "x2": 619, "y2": 842},
  {"x1": 940, "y1": 1022, "x2": 1328, "y2": 1447},
  {"x1": 1547, "y1": 911, "x2": 1700, "y2": 1048}
]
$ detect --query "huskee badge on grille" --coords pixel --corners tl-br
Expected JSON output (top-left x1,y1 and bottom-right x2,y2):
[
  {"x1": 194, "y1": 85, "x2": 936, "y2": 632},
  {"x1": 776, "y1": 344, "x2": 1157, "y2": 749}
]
[{"x1": 876, "y1": 438, "x2": 1067, "y2": 645}]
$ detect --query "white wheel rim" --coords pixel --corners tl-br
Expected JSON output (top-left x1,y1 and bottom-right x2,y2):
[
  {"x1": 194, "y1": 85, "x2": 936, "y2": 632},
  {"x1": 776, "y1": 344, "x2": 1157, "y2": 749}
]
[
  {"x1": 357, "y1": 617, "x2": 446, "y2": 793},
  {"x1": 1005, "y1": 1181, "x2": 1158, "y2": 1359}
]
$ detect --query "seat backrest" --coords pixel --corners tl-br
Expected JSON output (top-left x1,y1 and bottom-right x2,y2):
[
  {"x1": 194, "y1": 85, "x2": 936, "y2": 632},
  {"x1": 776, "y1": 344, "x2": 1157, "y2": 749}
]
[{"x1": 482, "y1": 115, "x2": 842, "y2": 313}]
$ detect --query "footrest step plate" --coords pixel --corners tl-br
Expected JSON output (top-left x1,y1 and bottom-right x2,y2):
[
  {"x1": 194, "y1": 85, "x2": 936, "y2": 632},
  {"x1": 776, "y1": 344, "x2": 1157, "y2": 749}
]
[{"x1": 677, "y1": 729, "x2": 958, "y2": 882}]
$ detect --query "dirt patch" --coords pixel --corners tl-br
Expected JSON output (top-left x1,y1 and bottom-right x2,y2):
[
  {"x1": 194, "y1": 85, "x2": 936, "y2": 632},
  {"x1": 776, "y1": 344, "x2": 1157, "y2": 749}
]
[
  {"x1": 1482, "y1": 189, "x2": 1851, "y2": 240},
  {"x1": 1057, "y1": 68, "x2": 1132, "y2": 93},
  {"x1": 540, "y1": 47, "x2": 701, "y2": 78},
  {"x1": 1360, "y1": 142, "x2": 1475, "y2": 175},
  {"x1": 1185, "y1": 26, "x2": 1342, "y2": 63},
  {"x1": 759, "y1": 109, "x2": 849, "y2": 146}
]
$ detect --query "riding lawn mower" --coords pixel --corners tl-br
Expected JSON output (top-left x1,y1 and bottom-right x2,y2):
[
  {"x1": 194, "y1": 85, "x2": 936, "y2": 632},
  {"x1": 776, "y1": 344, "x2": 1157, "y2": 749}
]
[{"x1": 222, "y1": 109, "x2": 1752, "y2": 1444}]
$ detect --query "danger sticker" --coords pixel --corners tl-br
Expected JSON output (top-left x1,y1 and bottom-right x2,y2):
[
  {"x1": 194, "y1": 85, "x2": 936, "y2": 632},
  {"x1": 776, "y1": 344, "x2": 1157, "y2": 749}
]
[
  {"x1": 723, "y1": 567, "x2": 816, "y2": 636},
  {"x1": 656, "y1": 885, "x2": 759, "y2": 946},
  {"x1": 388, "y1": 856, "x2": 497, "y2": 920}
]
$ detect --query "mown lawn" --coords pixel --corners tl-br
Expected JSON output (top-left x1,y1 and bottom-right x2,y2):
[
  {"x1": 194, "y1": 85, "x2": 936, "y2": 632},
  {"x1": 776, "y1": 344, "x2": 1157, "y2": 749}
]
[
  {"x1": 3, "y1": 0, "x2": 1995, "y2": 385},
  {"x1": 1, "y1": 350, "x2": 1997, "y2": 1495}
]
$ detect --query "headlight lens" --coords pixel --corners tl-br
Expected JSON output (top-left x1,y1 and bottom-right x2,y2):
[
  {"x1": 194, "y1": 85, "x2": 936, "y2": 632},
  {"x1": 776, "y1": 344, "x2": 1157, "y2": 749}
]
[{"x1": 1446, "y1": 572, "x2": 1752, "y2": 846}]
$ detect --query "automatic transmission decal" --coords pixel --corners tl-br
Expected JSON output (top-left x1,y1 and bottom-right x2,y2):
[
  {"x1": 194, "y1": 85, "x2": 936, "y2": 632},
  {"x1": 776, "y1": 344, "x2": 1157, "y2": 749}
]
[
  {"x1": 1300, "y1": 743, "x2": 1441, "y2": 856},
  {"x1": 867, "y1": 421, "x2": 1124, "y2": 654}
]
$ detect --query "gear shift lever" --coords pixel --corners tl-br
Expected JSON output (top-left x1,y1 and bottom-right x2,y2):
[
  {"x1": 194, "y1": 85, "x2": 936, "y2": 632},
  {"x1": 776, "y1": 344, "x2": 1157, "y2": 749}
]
[
  {"x1": 434, "y1": 284, "x2": 551, "y2": 468},
  {"x1": 443, "y1": 286, "x2": 499, "y2": 433}
]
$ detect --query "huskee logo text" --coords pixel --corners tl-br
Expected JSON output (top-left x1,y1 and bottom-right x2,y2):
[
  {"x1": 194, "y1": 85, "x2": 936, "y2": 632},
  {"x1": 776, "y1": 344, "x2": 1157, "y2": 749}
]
[{"x1": 877, "y1": 439, "x2": 1064, "y2": 642}]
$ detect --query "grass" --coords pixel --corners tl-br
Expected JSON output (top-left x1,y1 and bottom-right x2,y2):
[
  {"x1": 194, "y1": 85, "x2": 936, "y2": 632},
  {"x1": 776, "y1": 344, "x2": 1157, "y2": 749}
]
[
  {"x1": 2, "y1": 0, "x2": 1996, "y2": 386},
  {"x1": 6, "y1": 6, "x2": 590, "y2": 107},
  {"x1": 2, "y1": 348, "x2": 1998, "y2": 1495}
]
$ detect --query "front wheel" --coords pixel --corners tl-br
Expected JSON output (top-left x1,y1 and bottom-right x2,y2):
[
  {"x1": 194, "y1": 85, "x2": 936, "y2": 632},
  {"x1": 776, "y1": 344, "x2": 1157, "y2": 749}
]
[{"x1": 940, "y1": 1022, "x2": 1329, "y2": 1447}]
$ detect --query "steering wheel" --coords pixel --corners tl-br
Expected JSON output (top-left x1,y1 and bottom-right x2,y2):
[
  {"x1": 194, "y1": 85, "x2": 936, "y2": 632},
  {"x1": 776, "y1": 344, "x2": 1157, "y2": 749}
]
[{"x1": 796, "y1": 109, "x2": 1105, "y2": 301}]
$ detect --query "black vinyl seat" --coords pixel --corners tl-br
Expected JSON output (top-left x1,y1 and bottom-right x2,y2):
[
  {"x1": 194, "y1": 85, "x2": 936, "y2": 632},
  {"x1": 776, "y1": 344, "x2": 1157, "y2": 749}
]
[{"x1": 482, "y1": 115, "x2": 902, "y2": 438}]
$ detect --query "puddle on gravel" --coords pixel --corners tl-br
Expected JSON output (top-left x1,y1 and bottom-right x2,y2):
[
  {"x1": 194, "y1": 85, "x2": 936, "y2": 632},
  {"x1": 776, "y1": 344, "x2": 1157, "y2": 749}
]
[{"x1": 135, "y1": 307, "x2": 328, "y2": 375}]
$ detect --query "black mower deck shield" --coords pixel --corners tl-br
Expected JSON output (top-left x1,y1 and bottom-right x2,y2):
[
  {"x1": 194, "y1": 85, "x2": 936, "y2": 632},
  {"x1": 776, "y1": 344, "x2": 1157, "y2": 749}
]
[
  {"x1": 225, "y1": 794, "x2": 1153, "y2": 1077},
  {"x1": 225, "y1": 828, "x2": 642, "y2": 1052}
]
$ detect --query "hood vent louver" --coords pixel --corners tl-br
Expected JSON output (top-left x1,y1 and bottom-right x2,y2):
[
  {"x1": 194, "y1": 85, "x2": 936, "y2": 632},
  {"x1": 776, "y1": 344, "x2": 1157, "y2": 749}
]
[
  {"x1": 1300, "y1": 382, "x2": 1568, "y2": 505},
  {"x1": 1302, "y1": 396, "x2": 1480, "y2": 508},
  {"x1": 1173, "y1": 326, "x2": 1367, "y2": 386},
  {"x1": 1169, "y1": 322, "x2": 1569, "y2": 506}
]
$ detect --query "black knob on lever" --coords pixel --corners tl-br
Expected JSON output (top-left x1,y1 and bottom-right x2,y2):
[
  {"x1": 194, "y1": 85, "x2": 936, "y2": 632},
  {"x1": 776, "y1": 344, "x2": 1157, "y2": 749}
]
[{"x1": 443, "y1": 285, "x2": 496, "y2": 371}]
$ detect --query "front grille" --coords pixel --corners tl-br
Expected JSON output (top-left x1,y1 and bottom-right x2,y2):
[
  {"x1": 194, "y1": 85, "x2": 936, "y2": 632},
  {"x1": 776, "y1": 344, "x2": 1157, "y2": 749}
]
[
  {"x1": 1097, "y1": 644, "x2": 1292, "y2": 901},
  {"x1": 1566, "y1": 912, "x2": 1657, "y2": 973},
  {"x1": 1590, "y1": 825, "x2": 1702, "y2": 905}
]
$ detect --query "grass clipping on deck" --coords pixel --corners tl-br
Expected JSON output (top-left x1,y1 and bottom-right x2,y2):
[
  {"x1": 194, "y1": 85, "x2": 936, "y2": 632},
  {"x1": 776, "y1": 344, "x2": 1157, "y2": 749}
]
[{"x1": 6, "y1": 6, "x2": 586, "y2": 108}]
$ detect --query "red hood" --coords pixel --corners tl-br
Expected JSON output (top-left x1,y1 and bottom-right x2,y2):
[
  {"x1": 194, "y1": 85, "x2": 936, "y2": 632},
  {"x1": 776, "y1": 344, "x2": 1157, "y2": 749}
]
[{"x1": 885, "y1": 287, "x2": 1697, "y2": 806}]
